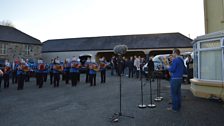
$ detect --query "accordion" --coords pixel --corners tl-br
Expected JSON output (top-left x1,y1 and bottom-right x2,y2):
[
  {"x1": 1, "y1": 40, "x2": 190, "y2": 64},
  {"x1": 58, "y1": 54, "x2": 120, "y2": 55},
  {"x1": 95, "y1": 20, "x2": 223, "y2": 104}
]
[
  {"x1": 4, "y1": 66, "x2": 11, "y2": 72},
  {"x1": 22, "y1": 65, "x2": 29, "y2": 72},
  {"x1": 39, "y1": 64, "x2": 45, "y2": 70},
  {"x1": 72, "y1": 63, "x2": 81, "y2": 68},
  {"x1": 54, "y1": 65, "x2": 63, "y2": 72},
  {"x1": 100, "y1": 63, "x2": 106, "y2": 68}
]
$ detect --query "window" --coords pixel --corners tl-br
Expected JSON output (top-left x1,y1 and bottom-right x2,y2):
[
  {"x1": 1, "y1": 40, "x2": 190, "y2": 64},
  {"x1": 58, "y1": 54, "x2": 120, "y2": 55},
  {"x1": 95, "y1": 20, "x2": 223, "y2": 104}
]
[
  {"x1": 25, "y1": 45, "x2": 30, "y2": 55},
  {"x1": 200, "y1": 50, "x2": 222, "y2": 81},
  {"x1": 0, "y1": 43, "x2": 7, "y2": 55}
]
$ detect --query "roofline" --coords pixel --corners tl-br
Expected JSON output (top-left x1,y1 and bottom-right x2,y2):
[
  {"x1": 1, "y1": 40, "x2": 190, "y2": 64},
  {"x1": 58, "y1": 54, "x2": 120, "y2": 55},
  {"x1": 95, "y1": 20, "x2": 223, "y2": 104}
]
[
  {"x1": 43, "y1": 32, "x2": 184, "y2": 42},
  {"x1": 0, "y1": 40, "x2": 42, "y2": 45},
  {"x1": 42, "y1": 46, "x2": 192, "y2": 53}
]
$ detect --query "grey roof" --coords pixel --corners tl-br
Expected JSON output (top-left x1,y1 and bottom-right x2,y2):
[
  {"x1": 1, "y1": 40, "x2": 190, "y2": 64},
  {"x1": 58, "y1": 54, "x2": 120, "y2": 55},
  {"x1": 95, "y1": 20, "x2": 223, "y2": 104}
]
[
  {"x1": 42, "y1": 32, "x2": 192, "y2": 52},
  {"x1": 0, "y1": 25, "x2": 41, "y2": 45}
]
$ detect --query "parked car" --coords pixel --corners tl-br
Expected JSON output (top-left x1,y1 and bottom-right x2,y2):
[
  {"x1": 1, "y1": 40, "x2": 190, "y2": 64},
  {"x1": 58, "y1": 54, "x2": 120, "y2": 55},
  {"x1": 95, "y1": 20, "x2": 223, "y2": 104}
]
[{"x1": 142, "y1": 54, "x2": 170, "y2": 79}]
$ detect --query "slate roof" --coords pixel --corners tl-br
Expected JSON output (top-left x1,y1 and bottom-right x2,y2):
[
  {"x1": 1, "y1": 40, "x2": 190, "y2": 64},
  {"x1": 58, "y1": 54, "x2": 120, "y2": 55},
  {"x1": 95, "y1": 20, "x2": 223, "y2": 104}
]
[
  {"x1": 42, "y1": 32, "x2": 192, "y2": 52},
  {"x1": 0, "y1": 25, "x2": 41, "y2": 45}
]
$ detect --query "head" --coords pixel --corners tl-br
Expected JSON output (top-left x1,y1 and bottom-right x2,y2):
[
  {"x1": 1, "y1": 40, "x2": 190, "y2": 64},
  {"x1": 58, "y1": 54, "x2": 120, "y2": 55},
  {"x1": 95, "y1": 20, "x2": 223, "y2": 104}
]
[{"x1": 172, "y1": 48, "x2": 180, "y2": 57}]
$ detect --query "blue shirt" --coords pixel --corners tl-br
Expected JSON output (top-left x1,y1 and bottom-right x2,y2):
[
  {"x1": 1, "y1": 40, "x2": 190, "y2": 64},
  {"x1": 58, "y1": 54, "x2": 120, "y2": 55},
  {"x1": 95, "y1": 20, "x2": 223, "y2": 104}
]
[{"x1": 168, "y1": 57, "x2": 186, "y2": 79}]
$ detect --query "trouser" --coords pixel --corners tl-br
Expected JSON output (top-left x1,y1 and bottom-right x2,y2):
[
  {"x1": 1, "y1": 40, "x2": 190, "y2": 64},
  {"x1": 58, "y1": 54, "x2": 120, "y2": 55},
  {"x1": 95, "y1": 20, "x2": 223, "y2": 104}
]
[
  {"x1": 65, "y1": 71, "x2": 70, "y2": 84},
  {"x1": 12, "y1": 70, "x2": 17, "y2": 84},
  {"x1": 0, "y1": 77, "x2": 2, "y2": 89},
  {"x1": 17, "y1": 74, "x2": 24, "y2": 90},
  {"x1": 43, "y1": 73, "x2": 48, "y2": 82},
  {"x1": 89, "y1": 74, "x2": 96, "y2": 86},
  {"x1": 3, "y1": 74, "x2": 10, "y2": 88},
  {"x1": 86, "y1": 70, "x2": 89, "y2": 83},
  {"x1": 128, "y1": 67, "x2": 133, "y2": 78},
  {"x1": 71, "y1": 72, "x2": 78, "y2": 86},
  {"x1": 50, "y1": 72, "x2": 54, "y2": 84},
  {"x1": 136, "y1": 70, "x2": 140, "y2": 78},
  {"x1": 25, "y1": 72, "x2": 30, "y2": 82},
  {"x1": 54, "y1": 73, "x2": 60, "y2": 87},
  {"x1": 170, "y1": 78, "x2": 182, "y2": 111},
  {"x1": 37, "y1": 73, "x2": 44, "y2": 88},
  {"x1": 101, "y1": 70, "x2": 106, "y2": 83}
]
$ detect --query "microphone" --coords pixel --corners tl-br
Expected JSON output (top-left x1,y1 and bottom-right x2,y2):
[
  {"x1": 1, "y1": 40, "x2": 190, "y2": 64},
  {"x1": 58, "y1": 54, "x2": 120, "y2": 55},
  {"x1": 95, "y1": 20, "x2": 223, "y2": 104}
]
[{"x1": 113, "y1": 45, "x2": 128, "y2": 55}]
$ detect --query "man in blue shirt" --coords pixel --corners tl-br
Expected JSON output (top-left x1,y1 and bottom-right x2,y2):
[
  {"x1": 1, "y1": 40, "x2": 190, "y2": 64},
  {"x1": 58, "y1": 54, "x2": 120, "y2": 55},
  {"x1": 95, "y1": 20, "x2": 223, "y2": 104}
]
[{"x1": 166, "y1": 48, "x2": 186, "y2": 112}]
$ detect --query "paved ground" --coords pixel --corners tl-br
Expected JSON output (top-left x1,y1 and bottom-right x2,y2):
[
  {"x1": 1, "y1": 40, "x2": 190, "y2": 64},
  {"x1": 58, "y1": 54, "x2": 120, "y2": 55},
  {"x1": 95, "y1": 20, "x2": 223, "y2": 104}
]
[{"x1": 0, "y1": 72, "x2": 224, "y2": 126}]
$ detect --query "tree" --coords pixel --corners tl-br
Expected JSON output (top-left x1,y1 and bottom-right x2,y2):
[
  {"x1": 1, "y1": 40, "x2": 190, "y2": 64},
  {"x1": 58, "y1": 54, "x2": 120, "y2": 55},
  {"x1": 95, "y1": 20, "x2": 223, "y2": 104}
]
[{"x1": 0, "y1": 20, "x2": 15, "y2": 27}]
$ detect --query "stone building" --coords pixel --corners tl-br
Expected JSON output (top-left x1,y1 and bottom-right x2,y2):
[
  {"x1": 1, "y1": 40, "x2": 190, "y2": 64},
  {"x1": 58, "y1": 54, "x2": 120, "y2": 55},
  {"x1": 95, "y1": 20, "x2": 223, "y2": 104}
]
[{"x1": 0, "y1": 25, "x2": 42, "y2": 62}]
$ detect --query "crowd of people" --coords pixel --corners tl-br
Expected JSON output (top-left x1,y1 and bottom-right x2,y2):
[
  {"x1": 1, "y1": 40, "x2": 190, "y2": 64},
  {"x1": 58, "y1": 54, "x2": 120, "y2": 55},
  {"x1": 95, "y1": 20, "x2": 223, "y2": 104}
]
[{"x1": 0, "y1": 56, "x2": 108, "y2": 90}]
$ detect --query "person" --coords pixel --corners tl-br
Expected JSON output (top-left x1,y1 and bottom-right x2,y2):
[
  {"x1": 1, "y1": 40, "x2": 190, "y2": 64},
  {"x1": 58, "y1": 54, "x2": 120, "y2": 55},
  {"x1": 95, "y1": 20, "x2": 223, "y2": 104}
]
[
  {"x1": 134, "y1": 56, "x2": 141, "y2": 78},
  {"x1": 49, "y1": 59, "x2": 54, "y2": 85},
  {"x1": 85, "y1": 57, "x2": 91, "y2": 83},
  {"x1": 110, "y1": 56, "x2": 115, "y2": 76},
  {"x1": 99, "y1": 57, "x2": 107, "y2": 83},
  {"x1": 89, "y1": 63, "x2": 98, "y2": 86},
  {"x1": 147, "y1": 56, "x2": 154, "y2": 81},
  {"x1": 166, "y1": 48, "x2": 186, "y2": 112},
  {"x1": 70, "y1": 57, "x2": 80, "y2": 87},
  {"x1": 36, "y1": 59, "x2": 45, "y2": 88},
  {"x1": 3, "y1": 60, "x2": 11, "y2": 88},
  {"x1": 17, "y1": 60, "x2": 26, "y2": 90},
  {"x1": 63, "y1": 58, "x2": 70, "y2": 84},
  {"x1": 0, "y1": 69, "x2": 3, "y2": 91},
  {"x1": 127, "y1": 56, "x2": 134, "y2": 78},
  {"x1": 53, "y1": 58, "x2": 62, "y2": 87},
  {"x1": 186, "y1": 55, "x2": 193, "y2": 84}
]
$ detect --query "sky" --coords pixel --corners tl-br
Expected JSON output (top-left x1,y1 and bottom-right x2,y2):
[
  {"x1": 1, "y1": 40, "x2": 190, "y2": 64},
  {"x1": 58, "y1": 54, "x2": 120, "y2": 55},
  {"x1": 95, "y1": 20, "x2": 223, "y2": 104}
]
[{"x1": 0, "y1": 0, "x2": 205, "y2": 42}]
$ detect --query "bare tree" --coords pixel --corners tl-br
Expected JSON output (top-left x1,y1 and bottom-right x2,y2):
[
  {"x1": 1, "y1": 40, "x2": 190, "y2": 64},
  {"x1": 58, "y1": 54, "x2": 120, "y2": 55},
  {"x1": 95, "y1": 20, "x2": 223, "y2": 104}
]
[{"x1": 0, "y1": 20, "x2": 15, "y2": 27}]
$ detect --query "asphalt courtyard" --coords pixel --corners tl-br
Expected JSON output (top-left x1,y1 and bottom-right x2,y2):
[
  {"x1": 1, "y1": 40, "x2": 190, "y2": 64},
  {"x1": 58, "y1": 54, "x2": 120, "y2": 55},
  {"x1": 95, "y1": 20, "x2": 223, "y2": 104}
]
[{"x1": 0, "y1": 72, "x2": 224, "y2": 126}]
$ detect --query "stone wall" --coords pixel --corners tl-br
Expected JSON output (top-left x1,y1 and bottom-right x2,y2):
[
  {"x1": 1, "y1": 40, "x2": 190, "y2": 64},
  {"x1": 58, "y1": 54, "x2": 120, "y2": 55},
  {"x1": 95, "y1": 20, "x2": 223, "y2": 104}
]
[{"x1": 0, "y1": 41, "x2": 42, "y2": 62}]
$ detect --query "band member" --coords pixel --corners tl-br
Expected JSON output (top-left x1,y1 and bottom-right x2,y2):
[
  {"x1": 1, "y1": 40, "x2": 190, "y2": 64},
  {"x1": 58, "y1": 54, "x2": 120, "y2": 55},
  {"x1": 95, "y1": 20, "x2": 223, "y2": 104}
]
[
  {"x1": 89, "y1": 62, "x2": 98, "y2": 86},
  {"x1": 43, "y1": 63, "x2": 49, "y2": 82},
  {"x1": 49, "y1": 59, "x2": 54, "y2": 85},
  {"x1": 99, "y1": 57, "x2": 107, "y2": 83},
  {"x1": 70, "y1": 57, "x2": 80, "y2": 87},
  {"x1": 17, "y1": 60, "x2": 26, "y2": 90},
  {"x1": 53, "y1": 58, "x2": 63, "y2": 87},
  {"x1": 3, "y1": 60, "x2": 11, "y2": 88},
  {"x1": 36, "y1": 59, "x2": 45, "y2": 88},
  {"x1": 85, "y1": 58, "x2": 91, "y2": 83},
  {"x1": 0, "y1": 69, "x2": 3, "y2": 90},
  {"x1": 147, "y1": 56, "x2": 154, "y2": 81},
  {"x1": 24, "y1": 59, "x2": 30, "y2": 82},
  {"x1": 63, "y1": 58, "x2": 70, "y2": 84},
  {"x1": 11, "y1": 60, "x2": 18, "y2": 84}
]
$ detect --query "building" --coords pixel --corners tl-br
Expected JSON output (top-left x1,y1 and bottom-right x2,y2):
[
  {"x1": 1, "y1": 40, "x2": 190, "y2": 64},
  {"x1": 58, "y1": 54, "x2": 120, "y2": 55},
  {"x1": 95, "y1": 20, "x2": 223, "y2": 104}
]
[
  {"x1": 204, "y1": 0, "x2": 224, "y2": 33},
  {"x1": 0, "y1": 25, "x2": 42, "y2": 62},
  {"x1": 42, "y1": 32, "x2": 192, "y2": 63},
  {"x1": 190, "y1": 0, "x2": 224, "y2": 100}
]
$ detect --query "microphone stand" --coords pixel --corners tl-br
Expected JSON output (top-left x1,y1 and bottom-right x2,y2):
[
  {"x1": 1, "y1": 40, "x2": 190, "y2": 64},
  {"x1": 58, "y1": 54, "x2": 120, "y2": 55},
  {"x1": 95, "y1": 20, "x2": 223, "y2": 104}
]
[
  {"x1": 138, "y1": 68, "x2": 146, "y2": 108},
  {"x1": 154, "y1": 71, "x2": 163, "y2": 101},
  {"x1": 111, "y1": 55, "x2": 134, "y2": 122},
  {"x1": 148, "y1": 72, "x2": 156, "y2": 108}
]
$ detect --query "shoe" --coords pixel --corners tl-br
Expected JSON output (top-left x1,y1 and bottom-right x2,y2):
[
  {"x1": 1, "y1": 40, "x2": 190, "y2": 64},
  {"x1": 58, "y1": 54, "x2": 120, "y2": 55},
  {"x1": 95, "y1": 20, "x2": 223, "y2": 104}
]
[{"x1": 167, "y1": 107, "x2": 177, "y2": 112}]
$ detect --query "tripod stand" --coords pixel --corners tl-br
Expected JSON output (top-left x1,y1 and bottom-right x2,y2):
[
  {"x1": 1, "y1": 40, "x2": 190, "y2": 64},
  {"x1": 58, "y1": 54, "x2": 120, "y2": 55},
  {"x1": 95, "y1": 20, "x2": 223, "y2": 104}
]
[{"x1": 111, "y1": 56, "x2": 134, "y2": 122}]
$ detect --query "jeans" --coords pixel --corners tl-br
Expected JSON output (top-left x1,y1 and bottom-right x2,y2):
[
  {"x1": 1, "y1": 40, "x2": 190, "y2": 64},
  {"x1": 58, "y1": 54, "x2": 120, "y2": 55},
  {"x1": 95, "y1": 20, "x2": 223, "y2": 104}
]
[{"x1": 170, "y1": 78, "x2": 182, "y2": 111}]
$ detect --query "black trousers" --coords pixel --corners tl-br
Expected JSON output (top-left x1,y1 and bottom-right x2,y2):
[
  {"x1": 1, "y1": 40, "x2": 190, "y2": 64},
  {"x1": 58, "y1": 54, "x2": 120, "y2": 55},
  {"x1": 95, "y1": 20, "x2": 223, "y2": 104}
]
[
  {"x1": 50, "y1": 72, "x2": 54, "y2": 84},
  {"x1": 54, "y1": 73, "x2": 60, "y2": 87},
  {"x1": 25, "y1": 72, "x2": 30, "y2": 82},
  {"x1": 86, "y1": 70, "x2": 89, "y2": 83},
  {"x1": 128, "y1": 67, "x2": 133, "y2": 78},
  {"x1": 3, "y1": 74, "x2": 10, "y2": 88},
  {"x1": 36, "y1": 73, "x2": 44, "y2": 88},
  {"x1": 43, "y1": 73, "x2": 48, "y2": 82},
  {"x1": 70, "y1": 72, "x2": 78, "y2": 86},
  {"x1": 65, "y1": 71, "x2": 70, "y2": 84},
  {"x1": 17, "y1": 74, "x2": 24, "y2": 90},
  {"x1": 12, "y1": 70, "x2": 17, "y2": 84},
  {"x1": 101, "y1": 70, "x2": 106, "y2": 83},
  {"x1": 89, "y1": 74, "x2": 96, "y2": 86},
  {"x1": 0, "y1": 77, "x2": 2, "y2": 89}
]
